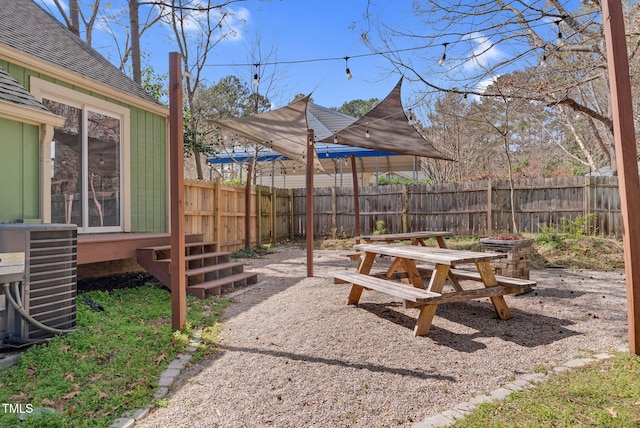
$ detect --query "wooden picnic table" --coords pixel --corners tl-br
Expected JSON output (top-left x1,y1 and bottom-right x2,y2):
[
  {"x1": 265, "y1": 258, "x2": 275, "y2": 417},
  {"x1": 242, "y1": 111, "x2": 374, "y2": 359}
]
[
  {"x1": 330, "y1": 243, "x2": 535, "y2": 336},
  {"x1": 357, "y1": 230, "x2": 453, "y2": 248}
]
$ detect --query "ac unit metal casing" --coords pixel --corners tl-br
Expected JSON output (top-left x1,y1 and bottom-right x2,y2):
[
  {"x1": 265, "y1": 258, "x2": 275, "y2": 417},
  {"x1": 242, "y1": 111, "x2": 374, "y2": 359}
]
[{"x1": 0, "y1": 224, "x2": 77, "y2": 343}]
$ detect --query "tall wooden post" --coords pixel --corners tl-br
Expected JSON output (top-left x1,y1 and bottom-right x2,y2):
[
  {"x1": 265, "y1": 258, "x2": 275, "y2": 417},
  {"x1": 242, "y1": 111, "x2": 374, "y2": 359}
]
[
  {"x1": 351, "y1": 154, "x2": 361, "y2": 242},
  {"x1": 245, "y1": 159, "x2": 253, "y2": 248},
  {"x1": 602, "y1": 0, "x2": 640, "y2": 355},
  {"x1": 169, "y1": 52, "x2": 186, "y2": 331},
  {"x1": 306, "y1": 129, "x2": 314, "y2": 277}
]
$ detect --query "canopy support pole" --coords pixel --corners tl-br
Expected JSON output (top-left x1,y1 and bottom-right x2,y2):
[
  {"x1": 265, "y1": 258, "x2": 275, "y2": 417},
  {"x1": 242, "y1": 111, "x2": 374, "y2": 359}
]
[
  {"x1": 351, "y1": 154, "x2": 361, "y2": 242},
  {"x1": 245, "y1": 157, "x2": 253, "y2": 248},
  {"x1": 306, "y1": 129, "x2": 314, "y2": 277},
  {"x1": 603, "y1": 0, "x2": 640, "y2": 355}
]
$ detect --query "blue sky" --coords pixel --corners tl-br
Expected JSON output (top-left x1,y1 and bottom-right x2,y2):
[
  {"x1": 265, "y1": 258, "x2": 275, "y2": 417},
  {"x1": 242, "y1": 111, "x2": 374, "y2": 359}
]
[
  {"x1": 35, "y1": 0, "x2": 587, "y2": 110},
  {"x1": 34, "y1": 0, "x2": 444, "y2": 109}
]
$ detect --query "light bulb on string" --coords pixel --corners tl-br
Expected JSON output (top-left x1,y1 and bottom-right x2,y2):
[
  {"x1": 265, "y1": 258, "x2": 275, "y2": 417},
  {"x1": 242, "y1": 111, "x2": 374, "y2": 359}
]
[
  {"x1": 365, "y1": 123, "x2": 370, "y2": 138},
  {"x1": 253, "y1": 64, "x2": 260, "y2": 86},
  {"x1": 407, "y1": 109, "x2": 415, "y2": 124},
  {"x1": 555, "y1": 21, "x2": 564, "y2": 46},
  {"x1": 344, "y1": 57, "x2": 353, "y2": 80},
  {"x1": 438, "y1": 42, "x2": 449, "y2": 67}
]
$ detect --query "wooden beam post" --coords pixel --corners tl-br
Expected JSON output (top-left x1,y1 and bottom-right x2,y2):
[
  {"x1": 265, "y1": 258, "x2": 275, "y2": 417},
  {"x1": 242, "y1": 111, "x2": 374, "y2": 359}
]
[
  {"x1": 602, "y1": 0, "x2": 640, "y2": 355},
  {"x1": 351, "y1": 154, "x2": 361, "y2": 242},
  {"x1": 245, "y1": 159, "x2": 253, "y2": 248},
  {"x1": 306, "y1": 129, "x2": 314, "y2": 277},
  {"x1": 169, "y1": 52, "x2": 186, "y2": 331}
]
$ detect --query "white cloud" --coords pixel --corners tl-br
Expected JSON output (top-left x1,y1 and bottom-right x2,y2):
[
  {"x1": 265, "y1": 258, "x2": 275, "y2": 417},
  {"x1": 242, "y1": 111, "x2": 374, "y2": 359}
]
[
  {"x1": 477, "y1": 75, "x2": 499, "y2": 93},
  {"x1": 38, "y1": 0, "x2": 68, "y2": 14},
  {"x1": 462, "y1": 32, "x2": 503, "y2": 71},
  {"x1": 168, "y1": 2, "x2": 249, "y2": 42}
]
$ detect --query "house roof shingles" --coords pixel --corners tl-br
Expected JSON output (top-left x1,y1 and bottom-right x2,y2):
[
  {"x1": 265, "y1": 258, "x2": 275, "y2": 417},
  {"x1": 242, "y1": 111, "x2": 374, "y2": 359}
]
[
  {"x1": 0, "y1": 0, "x2": 160, "y2": 105},
  {"x1": 0, "y1": 65, "x2": 52, "y2": 113}
]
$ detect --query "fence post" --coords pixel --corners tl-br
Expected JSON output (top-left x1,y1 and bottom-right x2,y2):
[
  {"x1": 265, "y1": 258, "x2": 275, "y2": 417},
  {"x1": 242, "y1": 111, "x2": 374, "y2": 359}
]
[
  {"x1": 584, "y1": 175, "x2": 592, "y2": 235},
  {"x1": 214, "y1": 177, "x2": 222, "y2": 252},
  {"x1": 289, "y1": 188, "x2": 295, "y2": 241},
  {"x1": 256, "y1": 185, "x2": 262, "y2": 247},
  {"x1": 402, "y1": 185, "x2": 408, "y2": 233},
  {"x1": 486, "y1": 180, "x2": 493, "y2": 236},
  {"x1": 331, "y1": 187, "x2": 337, "y2": 239},
  {"x1": 271, "y1": 186, "x2": 277, "y2": 245}
]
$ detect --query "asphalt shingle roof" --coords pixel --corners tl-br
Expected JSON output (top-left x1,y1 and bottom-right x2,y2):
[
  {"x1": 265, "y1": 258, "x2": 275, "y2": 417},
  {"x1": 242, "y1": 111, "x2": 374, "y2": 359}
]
[
  {"x1": 0, "y1": 0, "x2": 161, "y2": 106},
  {"x1": 0, "y1": 64, "x2": 52, "y2": 113}
]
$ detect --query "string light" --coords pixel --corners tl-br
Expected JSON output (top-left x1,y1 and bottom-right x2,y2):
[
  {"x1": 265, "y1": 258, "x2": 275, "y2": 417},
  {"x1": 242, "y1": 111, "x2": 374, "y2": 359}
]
[
  {"x1": 344, "y1": 56, "x2": 353, "y2": 80},
  {"x1": 406, "y1": 109, "x2": 415, "y2": 124},
  {"x1": 438, "y1": 42, "x2": 449, "y2": 67},
  {"x1": 196, "y1": 10, "x2": 595, "y2": 74},
  {"x1": 333, "y1": 133, "x2": 338, "y2": 143},
  {"x1": 365, "y1": 122, "x2": 370, "y2": 138},
  {"x1": 540, "y1": 54, "x2": 548, "y2": 68},
  {"x1": 555, "y1": 20, "x2": 564, "y2": 46},
  {"x1": 253, "y1": 64, "x2": 260, "y2": 86}
]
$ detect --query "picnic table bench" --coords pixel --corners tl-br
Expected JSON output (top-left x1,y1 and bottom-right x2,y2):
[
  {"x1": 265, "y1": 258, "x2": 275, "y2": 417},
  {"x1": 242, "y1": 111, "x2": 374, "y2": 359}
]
[{"x1": 330, "y1": 243, "x2": 536, "y2": 337}]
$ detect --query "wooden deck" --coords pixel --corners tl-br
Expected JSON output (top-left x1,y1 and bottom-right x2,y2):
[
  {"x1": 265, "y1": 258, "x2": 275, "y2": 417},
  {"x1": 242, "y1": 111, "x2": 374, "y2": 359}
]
[{"x1": 77, "y1": 232, "x2": 204, "y2": 265}]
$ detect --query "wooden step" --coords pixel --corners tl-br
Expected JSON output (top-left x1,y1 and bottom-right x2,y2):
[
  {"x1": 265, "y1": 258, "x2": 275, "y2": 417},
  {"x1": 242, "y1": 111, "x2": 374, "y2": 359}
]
[
  {"x1": 138, "y1": 241, "x2": 217, "y2": 252},
  {"x1": 152, "y1": 251, "x2": 232, "y2": 263},
  {"x1": 187, "y1": 272, "x2": 259, "y2": 298},
  {"x1": 186, "y1": 261, "x2": 244, "y2": 277}
]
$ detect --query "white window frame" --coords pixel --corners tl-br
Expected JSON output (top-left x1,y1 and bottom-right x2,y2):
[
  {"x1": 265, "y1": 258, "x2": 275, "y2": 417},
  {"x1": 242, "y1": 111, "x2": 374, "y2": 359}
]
[{"x1": 31, "y1": 77, "x2": 131, "y2": 233}]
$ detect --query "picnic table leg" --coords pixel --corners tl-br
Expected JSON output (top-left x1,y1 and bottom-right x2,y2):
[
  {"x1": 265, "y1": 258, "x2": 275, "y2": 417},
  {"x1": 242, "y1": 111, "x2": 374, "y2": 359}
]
[
  {"x1": 476, "y1": 261, "x2": 512, "y2": 320},
  {"x1": 412, "y1": 238, "x2": 426, "y2": 246},
  {"x1": 386, "y1": 256, "x2": 405, "y2": 278},
  {"x1": 347, "y1": 252, "x2": 377, "y2": 305},
  {"x1": 435, "y1": 236, "x2": 448, "y2": 248},
  {"x1": 414, "y1": 264, "x2": 450, "y2": 336},
  {"x1": 401, "y1": 258, "x2": 426, "y2": 289}
]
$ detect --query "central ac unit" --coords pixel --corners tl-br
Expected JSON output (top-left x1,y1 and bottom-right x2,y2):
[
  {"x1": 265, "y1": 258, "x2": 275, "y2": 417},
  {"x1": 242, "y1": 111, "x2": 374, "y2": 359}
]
[{"x1": 0, "y1": 224, "x2": 77, "y2": 347}]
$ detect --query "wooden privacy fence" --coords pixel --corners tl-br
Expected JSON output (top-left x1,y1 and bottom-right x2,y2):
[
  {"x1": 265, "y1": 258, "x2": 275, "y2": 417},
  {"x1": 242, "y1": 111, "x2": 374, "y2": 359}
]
[
  {"x1": 184, "y1": 176, "x2": 623, "y2": 250},
  {"x1": 292, "y1": 176, "x2": 622, "y2": 238},
  {"x1": 184, "y1": 179, "x2": 294, "y2": 252}
]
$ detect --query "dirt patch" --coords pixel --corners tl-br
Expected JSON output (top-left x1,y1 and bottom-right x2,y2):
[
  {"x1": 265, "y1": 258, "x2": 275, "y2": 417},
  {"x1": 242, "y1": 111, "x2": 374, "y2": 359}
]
[{"x1": 77, "y1": 272, "x2": 158, "y2": 293}]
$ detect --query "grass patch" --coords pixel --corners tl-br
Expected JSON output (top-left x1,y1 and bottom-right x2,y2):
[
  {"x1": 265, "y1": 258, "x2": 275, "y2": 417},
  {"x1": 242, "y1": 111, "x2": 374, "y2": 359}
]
[
  {"x1": 451, "y1": 352, "x2": 640, "y2": 427},
  {"x1": 0, "y1": 285, "x2": 228, "y2": 427}
]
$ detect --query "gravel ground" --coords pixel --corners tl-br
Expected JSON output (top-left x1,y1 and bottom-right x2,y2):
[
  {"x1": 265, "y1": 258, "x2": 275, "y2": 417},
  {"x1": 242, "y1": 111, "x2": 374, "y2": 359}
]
[{"x1": 135, "y1": 246, "x2": 629, "y2": 428}]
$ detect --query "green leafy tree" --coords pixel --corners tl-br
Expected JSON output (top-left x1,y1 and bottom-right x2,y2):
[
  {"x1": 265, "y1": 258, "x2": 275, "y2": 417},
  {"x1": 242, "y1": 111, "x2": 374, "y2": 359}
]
[{"x1": 336, "y1": 98, "x2": 380, "y2": 118}]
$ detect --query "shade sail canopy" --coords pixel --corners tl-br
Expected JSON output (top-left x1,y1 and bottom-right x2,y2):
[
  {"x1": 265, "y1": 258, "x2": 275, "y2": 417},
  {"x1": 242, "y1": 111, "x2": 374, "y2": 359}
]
[
  {"x1": 319, "y1": 79, "x2": 450, "y2": 160},
  {"x1": 208, "y1": 95, "x2": 325, "y2": 172},
  {"x1": 209, "y1": 78, "x2": 450, "y2": 172}
]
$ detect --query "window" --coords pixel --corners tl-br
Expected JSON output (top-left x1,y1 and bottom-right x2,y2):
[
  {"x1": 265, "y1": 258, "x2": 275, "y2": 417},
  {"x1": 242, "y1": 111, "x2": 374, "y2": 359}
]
[{"x1": 44, "y1": 99, "x2": 122, "y2": 232}]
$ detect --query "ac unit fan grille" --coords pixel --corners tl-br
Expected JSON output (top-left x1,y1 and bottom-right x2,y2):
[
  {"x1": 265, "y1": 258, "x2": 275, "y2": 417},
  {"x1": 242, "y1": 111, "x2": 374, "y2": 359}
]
[{"x1": 27, "y1": 229, "x2": 77, "y2": 339}]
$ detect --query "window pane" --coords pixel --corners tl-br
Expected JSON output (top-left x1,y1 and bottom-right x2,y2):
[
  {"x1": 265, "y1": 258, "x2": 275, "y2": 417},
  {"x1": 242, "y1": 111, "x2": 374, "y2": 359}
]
[
  {"x1": 44, "y1": 99, "x2": 83, "y2": 226},
  {"x1": 87, "y1": 111, "x2": 120, "y2": 227}
]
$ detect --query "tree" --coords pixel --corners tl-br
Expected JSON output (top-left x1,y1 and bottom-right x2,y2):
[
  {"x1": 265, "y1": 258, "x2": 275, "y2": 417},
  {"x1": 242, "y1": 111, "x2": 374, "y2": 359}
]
[
  {"x1": 363, "y1": 0, "x2": 636, "y2": 175},
  {"x1": 336, "y1": 98, "x2": 380, "y2": 118},
  {"x1": 167, "y1": 0, "x2": 248, "y2": 179}
]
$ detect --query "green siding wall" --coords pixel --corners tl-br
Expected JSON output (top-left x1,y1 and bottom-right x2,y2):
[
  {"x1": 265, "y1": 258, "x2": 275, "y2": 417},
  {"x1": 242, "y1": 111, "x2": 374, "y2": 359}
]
[
  {"x1": 130, "y1": 108, "x2": 167, "y2": 232},
  {"x1": 0, "y1": 118, "x2": 40, "y2": 223},
  {"x1": 1, "y1": 61, "x2": 167, "y2": 232}
]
